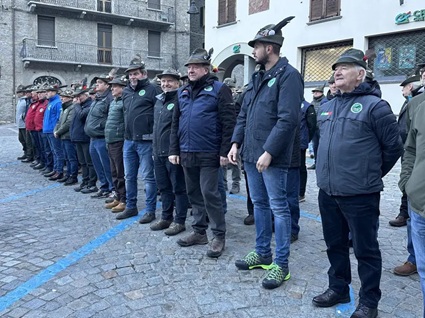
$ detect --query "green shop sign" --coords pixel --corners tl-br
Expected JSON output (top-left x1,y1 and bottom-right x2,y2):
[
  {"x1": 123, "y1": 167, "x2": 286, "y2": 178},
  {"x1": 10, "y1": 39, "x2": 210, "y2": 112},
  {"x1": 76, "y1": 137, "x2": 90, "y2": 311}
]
[{"x1": 395, "y1": 9, "x2": 425, "y2": 24}]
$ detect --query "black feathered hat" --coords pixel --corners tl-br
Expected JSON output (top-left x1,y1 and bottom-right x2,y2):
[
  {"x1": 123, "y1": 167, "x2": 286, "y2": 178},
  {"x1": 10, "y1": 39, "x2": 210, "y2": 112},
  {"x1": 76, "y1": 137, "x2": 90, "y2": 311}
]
[
  {"x1": 248, "y1": 16, "x2": 295, "y2": 47},
  {"x1": 185, "y1": 48, "x2": 214, "y2": 66}
]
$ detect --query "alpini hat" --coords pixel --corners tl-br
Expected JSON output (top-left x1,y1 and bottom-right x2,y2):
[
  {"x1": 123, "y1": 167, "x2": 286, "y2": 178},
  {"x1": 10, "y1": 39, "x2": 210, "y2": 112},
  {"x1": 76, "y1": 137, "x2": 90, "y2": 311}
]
[
  {"x1": 109, "y1": 75, "x2": 128, "y2": 86},
  {"x1": 223, "y1": 77, "x2": 236, "y2": 88},
  {"x1": 60, "y1": 89, "x2": 74, "y2": 98},
  {"x1": 332, "y1": 48, "x2": 368, "y2": 70},
  {"x1": 312, "y1": 83, "x2": 326, "y2": 93},
  {"x1": 125, "y1": 54, "x2": 145, "y2": 73},
  {"x1": 328, "y1": 73, "x2": 335, "y2": 84},
  {"x1": 72, "y1": 86, "x2": 89, "y2": 97},
  {"x1": 185, "y1": 48, "x2": 214, "y2": 66},
  {"x1": 400, "y1": 74, "x2": 421, "y2": 87},
  {"x1": 157, "y1": 68, "x2": 180, "y2": 80},
  {"x1": 16, "y1": 84, "x2": 26, "y2": 93},
  {"x1": 248, "y1": 16, "x2": 295, "y2": 48}
]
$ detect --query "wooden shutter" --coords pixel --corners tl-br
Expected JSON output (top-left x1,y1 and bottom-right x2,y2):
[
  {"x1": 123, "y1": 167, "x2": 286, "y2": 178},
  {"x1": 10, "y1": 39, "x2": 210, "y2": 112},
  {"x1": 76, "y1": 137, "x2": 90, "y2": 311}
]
[
  {"x1": 148, "y1": 31, "x2": 161, "y2": 57},
  {"x1": 37, "y1": 16, "x2": 55, "y2": 46},
  {"x1": 228, "y1": 0, "x2": 236, "y2": 23},
  {"x1": 218, "y1": 0, "x2": 227, "y2": 25},
  {"x1": 98, "y1": 24, "x2": 112, "y2": 63},
  {"x1": 148, "y1": 0, "x2": 161, "y2": 10},
  {"x1": 325, "y1": 0, "x2": 340, "y2": 18},
  {"x1": 310, "y1": 0, "x2": 324, "y2": 21}
]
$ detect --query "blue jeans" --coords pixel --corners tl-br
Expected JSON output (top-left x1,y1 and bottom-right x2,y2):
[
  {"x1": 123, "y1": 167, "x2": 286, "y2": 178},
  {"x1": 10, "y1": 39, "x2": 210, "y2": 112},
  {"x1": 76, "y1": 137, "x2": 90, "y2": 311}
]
[
  {"x1": 41, "y1": 133, "x2": 53, "y2": 170},
  {"x1": 62, "y1": 140, "x2": 78, "y2": 177},
  {"x1": 287, "y1": 167, "x2": 300, "y2": 236},
  {"x1": 46, "y1": 133, "x2": 64, "y2": 173},
  {"x1": 407, "y1": 207, "x2": 416, "y2": 265},
  {"x1": 410, "y1": 204, "x2": 425, "y2": 317},
  {"x1": 124, "y1": 140, "x2": 156, "y2": 212},
  {"x1": 89, "y1": 138, "x2": 113, "y2": 192},
  {"x1": 244, "y1": 162, "x2": 291, "y2": 268}
]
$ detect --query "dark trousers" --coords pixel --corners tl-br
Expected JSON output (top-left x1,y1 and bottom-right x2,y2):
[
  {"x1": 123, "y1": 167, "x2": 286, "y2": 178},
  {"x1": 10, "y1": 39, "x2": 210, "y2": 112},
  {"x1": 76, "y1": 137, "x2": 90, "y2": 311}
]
[
  {"x1": 299, "y1": 149, "x2": 307, "y2": 197},
  {"x1": 218, "y1": 167, "x2": 227, "y2": 214},
  {"x1": 107, "y1": 141, "x2": 126, "y2": 203},
  {"x1": 30, "y1": 131, "x2": 42, "y2": 163},
  {"x1": 62, "y1": 140, "x2": 78, "y2": 177},
  {"x1": 244, "y1": 170, "x2": 254, "y2": 215},
  {"x1": 154, "y1": 155, "x2": 189, "y2": 224},
  {"x1": 19, "y1": 129, "x2": 34, "y2": 159},
  {"x1": 181, "y1": 153, "x2": 225, "y2": 238},
  {"x1": 75, "y1": 142, "x2": 97, "y2": 187},
  {"x1": 41, "y1": 133, "x2": 53, "y2": 170},
  {"x1": 312, "y1": 130, "x2": 320, "y2": 164},
  {"x1": 18, "y1": 128, "x2": 27, "y2": 154},
  {"x1": 288, "y1": 167, "x2": 300, "y2": 236},
  {"x1": 318, "y1": 189, "x2": 382, "y2": 308}
]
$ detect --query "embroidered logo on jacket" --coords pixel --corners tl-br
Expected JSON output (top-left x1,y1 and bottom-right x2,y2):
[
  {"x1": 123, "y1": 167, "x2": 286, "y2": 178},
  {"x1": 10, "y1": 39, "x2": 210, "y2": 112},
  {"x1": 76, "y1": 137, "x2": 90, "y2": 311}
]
[
  {"x1": 268, "y1": 78, "x2": 276, "y2": 87},
  {"x1": 351, "y1": 103, "x2": 363, "y2": 113},
  {"x1": 204, "y1": 86, "x2": 213, "y2": 92},
  {"x1": 167, "y1": 103, "x2": 174, "y2": 110},
  {"x1": 320, "y1": 111, "x2": 332, "y2": 116},
  {"x1": 139, "y1": 90, "x2": 146, "y2": 96}
]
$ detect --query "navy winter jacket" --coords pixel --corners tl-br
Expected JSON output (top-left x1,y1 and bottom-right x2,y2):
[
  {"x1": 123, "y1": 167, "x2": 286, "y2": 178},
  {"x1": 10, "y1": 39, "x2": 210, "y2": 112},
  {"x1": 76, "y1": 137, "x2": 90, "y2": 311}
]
[
  {"x1": 232, "y1": 57, "x2": 304, "y2": 167},
  {"x1": 316, "y1": 81, "x2": 403, "y2": 196},
  {"x1": 70, "y1": 97, "x2": 92, "y2": 143},
  {"x1": 300, "y1": 101, "x2": 316, "y2": 150},
  {"x1": 84, "y1": 90, "x2": 113, "y2": 139}
]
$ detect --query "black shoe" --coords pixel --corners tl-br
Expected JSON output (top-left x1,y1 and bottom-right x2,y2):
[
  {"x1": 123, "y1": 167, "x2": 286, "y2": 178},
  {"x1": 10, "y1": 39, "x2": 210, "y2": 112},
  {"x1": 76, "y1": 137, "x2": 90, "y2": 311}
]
[
  {"x1": 57, "y1": 175, "x2": 69, "y2": 183},
  {"x1": 44, "y1": 171, "x2": 56, "y2": 177},
  {"x1": 30, "y1": 161, "x2": 39, "y2": 167},
  {"x1": 290, "y1": 234, "x2": 298, "y2": 243},
  {"x1": 33, "y1": 163, "x2": 45, "y2": 170},
  {"x1": 81, "y1": 186, "x2": 98, "y2": 194},
  {"x1": 49, "y1": 173, "x2": 64, "y2": 181},
  {"x1": 312, "y1": 289, "x2": 350, "y2": 307},
  {"x1": 244, "y1": 214, "x2": 254, "y2": 225},
  {"x1": 116, "y1": 208, "x2": 138, "y2": 220},
  {"x1": 139, "y1": 212, "x2": 156, "y2": 224},
  {"x1": 39, "y1": 167, "x2": 49, "y2": 173},
  {"x1": 17, "y1": 155, "x2": 26, "y2": 160},
  {"x1": 64, "y1": 177, "x2": 78, "y2": 186},
  {"x1": 350, "y1": 303, "x2": 378, "y2": 318},
  {"x1": 91, "y1": 190, "x2": 110, "y2": 199},
  {"x1": 21, "y1": 158, "x2": 33, "y2": 163},
  {"x1": 74, "y1": 183, "x2": 88, "y2": 192}
]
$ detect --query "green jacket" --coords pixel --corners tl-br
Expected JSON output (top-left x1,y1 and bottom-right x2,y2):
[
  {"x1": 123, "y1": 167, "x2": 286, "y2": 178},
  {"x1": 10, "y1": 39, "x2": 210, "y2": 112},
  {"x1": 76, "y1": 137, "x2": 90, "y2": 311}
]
[
  {"x1": 399, "y1": 99, "x2": 425, "y2": 217},
  {"x1": 54, "y1": 101, "x2": 74, "y2": 140},
  {"x1": 406, "y1": 89, "x2": 425, "y2": 130}
]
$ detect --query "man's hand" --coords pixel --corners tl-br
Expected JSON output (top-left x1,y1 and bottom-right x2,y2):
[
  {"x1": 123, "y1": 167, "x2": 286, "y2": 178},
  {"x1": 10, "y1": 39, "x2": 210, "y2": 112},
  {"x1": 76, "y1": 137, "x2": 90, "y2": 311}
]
[
  {"x1": 54, "y1": 132, "x2": 58, "y2": 138},
  {"x1": 256, "y1": 151, "x2": 272, "y2": 173},
  {"x1": 220, "y1": 156, "x2": 229, "y2": 167},
  {"x1": 227, "y1": 143, "x2": 239, "y2": 165},
  {"x1": 168, "y1": 155, "x2": 180, "y2": 165}
]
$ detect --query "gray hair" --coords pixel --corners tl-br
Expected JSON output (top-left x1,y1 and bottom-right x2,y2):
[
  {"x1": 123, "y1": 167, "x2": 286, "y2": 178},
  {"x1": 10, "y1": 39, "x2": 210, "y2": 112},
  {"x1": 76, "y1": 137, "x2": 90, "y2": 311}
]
[{"x1": 354, "y1": 65, "x2": 367, "y2": 82}]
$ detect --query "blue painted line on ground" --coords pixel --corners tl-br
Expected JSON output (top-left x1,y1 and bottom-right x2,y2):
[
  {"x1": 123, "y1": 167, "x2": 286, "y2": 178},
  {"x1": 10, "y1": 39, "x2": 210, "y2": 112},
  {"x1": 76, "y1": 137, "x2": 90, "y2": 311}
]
[
  {"x1": 0, "y1": 161, "x2": 19, "y2": 168},
  {"x1": 0, "y1": 184, "x2": 62, "y2": 204},
  {"x1": 335, "y1": 286, "x2": 356, "y2": 317},
  {"x1": 228, "y1": 193, "x2": 322, "y2": 222},
  {"x1": 0, "y1": 207, "x2": 152, "y2": 312}
]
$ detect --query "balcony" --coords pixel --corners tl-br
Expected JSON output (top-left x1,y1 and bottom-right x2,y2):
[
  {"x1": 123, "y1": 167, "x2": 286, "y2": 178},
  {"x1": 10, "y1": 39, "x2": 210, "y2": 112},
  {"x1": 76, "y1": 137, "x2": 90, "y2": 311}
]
[
  {"x1": 20, "y1": 38, "x2": 174, "y2": 71},
  {"x1": 27, "y1": 0, "x2": 174, "y2": 31}
]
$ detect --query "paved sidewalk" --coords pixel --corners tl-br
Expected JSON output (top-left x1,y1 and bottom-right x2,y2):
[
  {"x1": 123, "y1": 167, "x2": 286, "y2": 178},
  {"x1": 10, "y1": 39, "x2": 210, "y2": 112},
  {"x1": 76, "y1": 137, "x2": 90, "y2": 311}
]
[{"x1": 0, "y1": 123, "x2": 421, "y2": 318}]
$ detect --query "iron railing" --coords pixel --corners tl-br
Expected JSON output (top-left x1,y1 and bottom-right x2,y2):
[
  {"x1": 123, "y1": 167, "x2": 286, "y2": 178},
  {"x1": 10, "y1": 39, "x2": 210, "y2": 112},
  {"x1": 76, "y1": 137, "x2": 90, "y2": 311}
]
[
  {"x1": 28, "y1": 0, "x2": 175, "y2": 23},
  {"x1": 21, "y1": 38, "x2": 174, "y2": 70}
]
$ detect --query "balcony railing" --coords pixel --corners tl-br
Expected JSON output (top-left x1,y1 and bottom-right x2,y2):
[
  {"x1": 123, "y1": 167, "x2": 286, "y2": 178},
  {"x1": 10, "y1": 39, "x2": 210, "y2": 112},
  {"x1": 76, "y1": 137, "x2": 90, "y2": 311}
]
[
  {"x1": 21, "y1": 38, "x2": 174, "y2": 70},
  {"x1": 28, "y1": 0, "x2": 175, "y2": 24}
]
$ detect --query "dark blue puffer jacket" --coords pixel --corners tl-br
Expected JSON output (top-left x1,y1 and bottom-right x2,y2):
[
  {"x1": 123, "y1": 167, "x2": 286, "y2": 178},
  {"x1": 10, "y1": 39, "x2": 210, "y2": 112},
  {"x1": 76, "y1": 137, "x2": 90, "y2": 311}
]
[
  {"x1": 316, "y1": 81, "x2": 403, "y2": 196},
  {"x1": 70, "y1": 97, "x2": 92, "y2": 143}
]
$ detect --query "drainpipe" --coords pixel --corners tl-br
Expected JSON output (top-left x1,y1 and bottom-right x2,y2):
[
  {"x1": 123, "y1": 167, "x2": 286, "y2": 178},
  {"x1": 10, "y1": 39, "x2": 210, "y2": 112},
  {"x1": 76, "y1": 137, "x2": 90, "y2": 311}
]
[
  {"x1": 11, "y1": 0, "x2": 17, "y2": 123},
  {"x1": 174, "y1": 0, "x2": 178, "y2": 69}
]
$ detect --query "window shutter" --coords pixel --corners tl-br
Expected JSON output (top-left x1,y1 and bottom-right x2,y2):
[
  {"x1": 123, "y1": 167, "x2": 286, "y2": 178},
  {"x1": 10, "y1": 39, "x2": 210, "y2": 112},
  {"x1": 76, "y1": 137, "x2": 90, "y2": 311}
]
[
  {"x1": 218, "y1": 0, "x2": 227, "y2": 25},
  {"x1": 38, "y1": 16, "x2": 55, "y2": 46},
  {"x1": 227, "y1": 0, "x2": 236, "y2": 23},
  {"x1": 148, "y1": 0, "x2": 161, "y2": 10},
  {"x1": 310, "y1": 0, "x2": 324, "y2": 21},
  {"x1": 148, "y1": 31, "x2": 161, "y2": 57},
  {"x1": 325, "y1": 0, "x2": 340, "y2": 18}
]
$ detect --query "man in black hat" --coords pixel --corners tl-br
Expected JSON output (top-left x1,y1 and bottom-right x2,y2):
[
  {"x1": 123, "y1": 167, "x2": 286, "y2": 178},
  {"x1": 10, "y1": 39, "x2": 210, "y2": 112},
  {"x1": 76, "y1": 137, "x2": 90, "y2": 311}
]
[
  {"x1": 150, "y1": 68, "x2": 189, "y2": 236},
  {"x1": 169, "y1": 48, "x2": 235, "y2": 258},
  {"x1": 312, "y1": 48, "x2": 403, "y2": 318},
  {"x1": 84, "y1": 74, "x2": 114, "y2": 198},
  {"x1": 228, "y1": 16, "x2": 303, "y2": 289},
  {"x1": 114, "y1": 56, "x2": 161, "y2": 222},
  {"x1": 70, "y1": 87, "x2": 98, "y2": 193},
  {"x1": 307, "y1": 83, "x2": 326, "y2": 170},
  {"x1": 16, "y1": 85, "x2": 34, "y2": 162}
]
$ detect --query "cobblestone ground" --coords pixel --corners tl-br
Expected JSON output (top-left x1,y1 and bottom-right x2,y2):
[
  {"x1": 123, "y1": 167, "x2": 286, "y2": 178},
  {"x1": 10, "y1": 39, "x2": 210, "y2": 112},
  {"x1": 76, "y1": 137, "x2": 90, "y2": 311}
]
[{"x1": 0, "y1": 123, "x2": 421, "y2": 318}]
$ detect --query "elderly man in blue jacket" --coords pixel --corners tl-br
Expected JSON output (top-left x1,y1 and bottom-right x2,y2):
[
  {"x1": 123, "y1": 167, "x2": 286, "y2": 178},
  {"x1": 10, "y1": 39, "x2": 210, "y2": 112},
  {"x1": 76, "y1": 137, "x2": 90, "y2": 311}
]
[
  {"x1": 312, "y1": 49, "x2": 403, "y2": 318},
  {"x1": 228, "y1": 16, "x2": 303, "y2": 290}
]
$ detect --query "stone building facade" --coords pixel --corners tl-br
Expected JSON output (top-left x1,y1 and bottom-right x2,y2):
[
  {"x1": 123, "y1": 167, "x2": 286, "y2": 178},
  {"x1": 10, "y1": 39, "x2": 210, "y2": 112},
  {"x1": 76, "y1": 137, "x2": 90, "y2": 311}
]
[{"x1": 0, "y1": 0, "x2": 198, "y2": 123}]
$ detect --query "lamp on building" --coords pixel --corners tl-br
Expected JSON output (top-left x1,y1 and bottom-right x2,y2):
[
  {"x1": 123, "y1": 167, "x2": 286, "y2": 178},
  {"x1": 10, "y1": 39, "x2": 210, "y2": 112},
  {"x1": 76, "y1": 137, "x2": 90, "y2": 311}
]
[{"x1": 187, "y1": 0, "x2": 199, "y2": 14}]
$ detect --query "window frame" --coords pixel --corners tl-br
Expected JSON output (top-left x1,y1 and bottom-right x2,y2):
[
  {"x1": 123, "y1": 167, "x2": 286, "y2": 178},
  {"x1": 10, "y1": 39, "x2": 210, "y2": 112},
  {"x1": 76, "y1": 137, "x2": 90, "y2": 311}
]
[
  {"x1": 97, "y1": 24, "x2": 113, "y2": 64},
  {"x1": 97, "y1": 0, "x2": 112, "y2": 13},
  {"x1": 37, "y1": 15, "x2": 55, "y2": 47},
  {"x1": 309, "y1": 0, "x2": 340, "y2": 22},
  {"x1": 148, "y1": 30, "x2": 161, "y2": 58},
  {"x1": 218, "y1": 0, "x2": 236, "y2": 26}
]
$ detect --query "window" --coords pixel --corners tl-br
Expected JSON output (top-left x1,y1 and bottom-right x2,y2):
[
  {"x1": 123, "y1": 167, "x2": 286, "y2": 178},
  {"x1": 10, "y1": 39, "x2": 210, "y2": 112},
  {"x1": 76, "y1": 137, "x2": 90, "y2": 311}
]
[
  {"x1": 301, "y1": 41, "x2": 353, "y2": 85},
  {"x1": 148, "y1": 0, "x2": 161, "y2": 10},
  {"x1": 98, "y1": 24, "x2": 112, "y2": 64},
  {"x1": 148, "y1": 31, "x2": 161, "y2": 57},
  {"x1": 249, "y1": 0, "x2": 269, "y2": 15},
  {"x1": 218, "y1": 0, "x2": 236, "y2": 25},
  {"x1": 200, "y1": 6, "x2": 205, "y2": 28},
  {"x1": 97, "y1": 0, "x2": 112, "y2": 13},
  {"x1": 37, "y1": 16, "x2": 55, "y2": 46},
  {"x1": 368, "y1": 29, "x2": 425, "y2": 83},
  {"x1": 309, "y1": 0, "x2": 340, "y2": 22}
]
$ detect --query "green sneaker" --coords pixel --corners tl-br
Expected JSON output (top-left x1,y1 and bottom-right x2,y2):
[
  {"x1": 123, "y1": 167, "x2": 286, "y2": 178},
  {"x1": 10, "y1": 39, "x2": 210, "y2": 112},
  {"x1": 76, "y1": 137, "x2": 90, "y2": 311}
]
[
  {"x1": 235, "y1": 251, "x2": 273, "y2": 270},
  {"x1": 262, "y1": 263, "x2": 290, "y2": 289}
]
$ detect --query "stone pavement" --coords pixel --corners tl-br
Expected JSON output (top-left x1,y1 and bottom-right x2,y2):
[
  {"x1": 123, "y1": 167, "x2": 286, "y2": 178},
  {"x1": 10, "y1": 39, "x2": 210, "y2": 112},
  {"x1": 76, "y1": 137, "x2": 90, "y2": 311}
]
[{"x1": 0, "y1": 123, "x2": 421, "y2": 318}]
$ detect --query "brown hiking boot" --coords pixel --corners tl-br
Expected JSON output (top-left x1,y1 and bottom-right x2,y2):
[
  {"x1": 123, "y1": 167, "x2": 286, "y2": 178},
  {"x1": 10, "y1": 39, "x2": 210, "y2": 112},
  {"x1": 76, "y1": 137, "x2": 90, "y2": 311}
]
[
  {"x1": 150, "y1": 219, "x2": 172, "y2": 231},
  {"x1": 164, "y1": 222, "x2": 186, "y2": 236},
  {"x1": 389, "y1": 215, "x2": 407, "y2": 227},
  {"x1": 177, "y1": 231, "x2": 208, "y2": 247},
  {"x1": 105, "y1": 200, "x2": 119, "y2": 209},
  {"x1": 207, "y1": 237, "x2": 225, "y2": 258},
  {"x1": 393, "y1": 261, "x2": 417, "y2": 276},
  {"x1": 111, "y1": 202, "x2": 126, "y2": 213}
]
